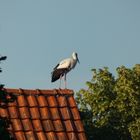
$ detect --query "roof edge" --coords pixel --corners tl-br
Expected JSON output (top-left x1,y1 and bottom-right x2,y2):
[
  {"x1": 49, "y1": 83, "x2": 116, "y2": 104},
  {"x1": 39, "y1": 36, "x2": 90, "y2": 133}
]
[{"x1": 4, "y1": 88, "x2": 74, "y2": 95}]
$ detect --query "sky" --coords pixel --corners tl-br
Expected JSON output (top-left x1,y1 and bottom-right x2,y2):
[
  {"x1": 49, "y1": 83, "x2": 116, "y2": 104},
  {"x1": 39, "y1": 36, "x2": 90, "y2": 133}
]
[{"x1": 0, "y1": 0, "x2": 140, "y2": 91}]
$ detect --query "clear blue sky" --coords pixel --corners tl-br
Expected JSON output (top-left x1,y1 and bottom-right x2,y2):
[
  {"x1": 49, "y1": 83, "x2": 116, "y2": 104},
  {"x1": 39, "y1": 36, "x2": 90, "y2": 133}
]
[{"x1": 0, "y1": 1, "x2": 140, "y2": 91}]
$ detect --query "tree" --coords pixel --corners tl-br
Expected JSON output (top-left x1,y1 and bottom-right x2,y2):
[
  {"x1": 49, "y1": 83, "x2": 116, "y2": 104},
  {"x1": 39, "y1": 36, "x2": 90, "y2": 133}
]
[
  {"x1": 76, "y1": 65, "x2": 140, "y2": 140},
  {"x1": 0, "y1": 56, "x2": 15, "y2": 140}
]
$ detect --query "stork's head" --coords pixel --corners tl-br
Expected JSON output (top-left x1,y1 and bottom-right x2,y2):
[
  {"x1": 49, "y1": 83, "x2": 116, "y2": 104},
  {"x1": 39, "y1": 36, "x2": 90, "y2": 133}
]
[{"x1": 72, "y1": 52, "x2": 80, "y2": 63}]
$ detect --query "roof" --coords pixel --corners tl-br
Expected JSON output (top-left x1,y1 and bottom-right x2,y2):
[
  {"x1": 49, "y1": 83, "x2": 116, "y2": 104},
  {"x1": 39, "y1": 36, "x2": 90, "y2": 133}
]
[{"x1": 0, "y1": 88, "x2": 87, "y2": 140}]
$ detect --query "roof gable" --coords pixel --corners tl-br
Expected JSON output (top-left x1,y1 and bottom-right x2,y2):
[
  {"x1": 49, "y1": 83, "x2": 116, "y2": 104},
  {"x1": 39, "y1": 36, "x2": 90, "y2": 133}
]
[{"x1": 0, "y1": 88, "x2": 87, "y2": 140}]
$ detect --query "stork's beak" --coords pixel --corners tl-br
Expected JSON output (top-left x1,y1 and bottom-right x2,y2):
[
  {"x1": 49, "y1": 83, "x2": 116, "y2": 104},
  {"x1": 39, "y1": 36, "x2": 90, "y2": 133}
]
[{"x1": 77, "y1": 58, "x2": 80, "y2": 64}]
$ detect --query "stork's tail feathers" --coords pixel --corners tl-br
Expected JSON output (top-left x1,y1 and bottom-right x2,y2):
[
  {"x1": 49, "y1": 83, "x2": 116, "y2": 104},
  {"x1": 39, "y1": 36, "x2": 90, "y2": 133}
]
[{"x1": 51, "y1": 68, "x2": 68, "y2": 82}]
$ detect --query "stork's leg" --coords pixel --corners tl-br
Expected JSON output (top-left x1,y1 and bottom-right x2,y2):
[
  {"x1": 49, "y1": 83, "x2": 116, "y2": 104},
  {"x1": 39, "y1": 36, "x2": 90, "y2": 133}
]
[
  {"x1": 64, "y1": 73, "x2": 67, "y2": 89},
  {"x1": 59, "y1": 75, "x2": 62, "y2": 89}
]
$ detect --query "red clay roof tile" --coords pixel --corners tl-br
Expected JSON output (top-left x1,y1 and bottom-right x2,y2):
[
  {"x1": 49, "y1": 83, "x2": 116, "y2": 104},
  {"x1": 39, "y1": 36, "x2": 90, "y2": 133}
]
[
  {"x1": 47, "y1": 96, "x2": 58, "y2": 107},
  {"x1": 23, "y1": 119, "x2": 33, "y2": 131},
  {"x1": 67, "y1": 96, "x2": 77, "y2": 107},
  {"x1": 36, "y1": 132, "x2": 46, "y2": 140},
  {"x1": 78, "y1": 133, "x2": 88, "y2": 140},
  {"x1": 56, "y1": 132, "x2": 68, "y2": 140},
  {"x1": 71, "y1": 107, "x2": 81, "y2": 120},
  {"x1": 67, "y1": 132, "x2": 78, "y2": 140},
  {"x1": 40, "y1": 108, "x2": 51, "y2": 120},
  {"x1": 37, "y1": 95, "x2": 48, "y2": 107},
  {"x1": 53, "y1": 120, "x2": 64, "y2": 132},
  {"x1": 15, "y1": 132, "x2": 26, "y2": 140},
  {"x1": 8, "y1": 106, "x2": 19, "y2": 118},
  {"x1": 30, "y1": 107, "x2": 40, "y2": 119},
  {"x1": 0, "y1": 88, "x2": 87, "y2": 140},
  {"x1": 42, "y1": 120, "x2": 54, "y2": 132},
  {"x1": 32, "y1": 119, "x2": 43, "y2": 132},
  {"x1": 7, "y1": 99, "x2": 17, "y2": 106},
  {"x1": 60, "y1": 107, "x2": 71, "y2": 120},
  {"x1": 50, "y1": 108, "x2": 61, "y2": 120},
  {"x1": 0, "y1": 108, "x2": 9, "y2": 117},
  {"x1": 57, "y1": 96, "x2": 68, "y2": 107},
  {"x1": 27, "y1": 95, "x2": 38, "y2": 107},
  {"x1": 11, "y1": 119, "x2": 23, "y2": 131},
  {"x1": 19, "y1": 107, "x2": 30, "y2": 119},
  {"x1": 26, "y1": 131, "x2": 36, "y2": 140},
  {"x1": 46, "y1": 132, "x2": 57, "y2": 140},
  {"x1": 17, "y1": 95, "x2": 28, "y2": 107},
  {"x1": 64, "y1": 120, "x2": 75, "y2": 132},
  {"x1": 74, "y1": 120, "x2": 85, "y2": 132}
]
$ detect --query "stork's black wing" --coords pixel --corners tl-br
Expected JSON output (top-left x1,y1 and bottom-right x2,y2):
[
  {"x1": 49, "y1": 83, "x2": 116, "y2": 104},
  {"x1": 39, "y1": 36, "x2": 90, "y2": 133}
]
[{"x1": 51, "y1": 68, "x2": 68, "y2": 82}]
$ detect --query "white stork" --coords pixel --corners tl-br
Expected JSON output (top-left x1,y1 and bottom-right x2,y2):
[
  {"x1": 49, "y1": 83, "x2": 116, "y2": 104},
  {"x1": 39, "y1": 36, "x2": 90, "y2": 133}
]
[{"x1": 51, "y1": 52, "x2": 80, "y2": 89}]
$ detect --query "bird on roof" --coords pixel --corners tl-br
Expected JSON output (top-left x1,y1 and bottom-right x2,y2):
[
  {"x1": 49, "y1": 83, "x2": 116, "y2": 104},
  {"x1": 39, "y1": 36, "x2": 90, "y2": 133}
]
[{"x1": 51, "y1": 52, "x2": 80, "y2": 89}]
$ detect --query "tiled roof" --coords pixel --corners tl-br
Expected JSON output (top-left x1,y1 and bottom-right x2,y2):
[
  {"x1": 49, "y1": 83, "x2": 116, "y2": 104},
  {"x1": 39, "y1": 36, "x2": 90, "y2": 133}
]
[{"x1": 0, "y1": 88, "x2": 87, "y2": 140}]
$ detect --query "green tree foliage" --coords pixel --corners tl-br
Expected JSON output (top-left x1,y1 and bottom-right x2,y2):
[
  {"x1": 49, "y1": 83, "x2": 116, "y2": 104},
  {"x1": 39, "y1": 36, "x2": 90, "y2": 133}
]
[
  {"x1": 76, "y1": 65, "x2": 140, "y2": 140},
  {"x1": 0, "y1": 56, "x2": 15, "y2": 140}
]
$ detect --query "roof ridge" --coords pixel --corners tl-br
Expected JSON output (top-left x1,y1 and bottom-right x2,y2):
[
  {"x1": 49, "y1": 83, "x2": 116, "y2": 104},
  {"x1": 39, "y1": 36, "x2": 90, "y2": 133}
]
[{"x1": 4, "y1": 88, "x2": 74, "y2": 95}]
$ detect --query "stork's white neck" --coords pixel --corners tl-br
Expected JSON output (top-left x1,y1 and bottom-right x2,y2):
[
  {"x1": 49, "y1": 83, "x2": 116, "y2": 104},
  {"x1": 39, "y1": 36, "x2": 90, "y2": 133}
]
[{"x1": 72, "y1": 52, "x2": 77, "y2": 60}]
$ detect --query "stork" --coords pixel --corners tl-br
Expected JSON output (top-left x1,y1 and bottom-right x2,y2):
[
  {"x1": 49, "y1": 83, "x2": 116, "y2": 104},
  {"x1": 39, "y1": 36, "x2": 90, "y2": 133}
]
[{"x1": 51, "y1": 52, "x2": 80, "y2": 89}]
